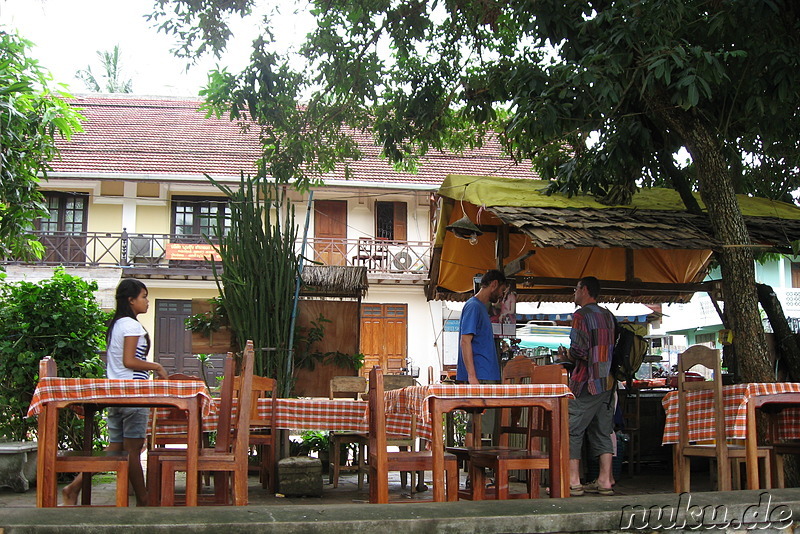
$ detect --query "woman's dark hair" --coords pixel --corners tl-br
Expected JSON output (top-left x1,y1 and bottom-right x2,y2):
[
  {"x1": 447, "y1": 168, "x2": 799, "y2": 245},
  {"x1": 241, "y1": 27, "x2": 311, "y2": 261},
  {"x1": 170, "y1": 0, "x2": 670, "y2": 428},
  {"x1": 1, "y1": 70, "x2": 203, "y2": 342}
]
[{"x1": 107, "y1": 279, "x2": 150, "y2": 354}]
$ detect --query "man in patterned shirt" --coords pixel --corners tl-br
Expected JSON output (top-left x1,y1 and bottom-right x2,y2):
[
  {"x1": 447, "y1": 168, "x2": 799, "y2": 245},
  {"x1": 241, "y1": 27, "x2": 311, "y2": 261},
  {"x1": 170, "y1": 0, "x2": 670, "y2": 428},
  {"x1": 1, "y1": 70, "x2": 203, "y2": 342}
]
[{"x1": 558, "y1": 276, "x2": 616, "y2": 496}]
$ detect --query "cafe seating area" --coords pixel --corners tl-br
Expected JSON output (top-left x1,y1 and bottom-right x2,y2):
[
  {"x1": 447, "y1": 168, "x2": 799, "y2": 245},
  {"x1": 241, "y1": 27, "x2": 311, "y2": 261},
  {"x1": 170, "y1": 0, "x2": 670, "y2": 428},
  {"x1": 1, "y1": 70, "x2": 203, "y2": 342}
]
[{"x1": 23, "y1": 343, "x2": 800, "y2": 509}]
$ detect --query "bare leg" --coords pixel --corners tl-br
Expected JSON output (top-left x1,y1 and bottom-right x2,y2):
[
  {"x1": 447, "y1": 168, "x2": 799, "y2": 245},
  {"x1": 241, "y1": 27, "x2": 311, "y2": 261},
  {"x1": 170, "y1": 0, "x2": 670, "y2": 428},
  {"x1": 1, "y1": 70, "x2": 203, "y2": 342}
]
[
  {"x1": 597, "y1": 452, "x2": 613, "y2": 490},
  {"x1": 123, "y1": 437, "x2": 148, "y2": 506},
  {"x1": 569, "y1": 458, "x2": 581, "y2": 487},
  {"x1": 62, "y1": 473, "x2": 83, "y2": 505}
]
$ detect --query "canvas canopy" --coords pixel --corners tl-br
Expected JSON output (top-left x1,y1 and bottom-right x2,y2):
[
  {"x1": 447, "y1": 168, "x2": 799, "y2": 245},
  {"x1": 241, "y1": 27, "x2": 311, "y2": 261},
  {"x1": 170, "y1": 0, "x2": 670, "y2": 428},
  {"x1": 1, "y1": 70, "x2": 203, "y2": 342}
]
[{"x1": 430, "y1": 175, "x2": 800, "y2": 303}]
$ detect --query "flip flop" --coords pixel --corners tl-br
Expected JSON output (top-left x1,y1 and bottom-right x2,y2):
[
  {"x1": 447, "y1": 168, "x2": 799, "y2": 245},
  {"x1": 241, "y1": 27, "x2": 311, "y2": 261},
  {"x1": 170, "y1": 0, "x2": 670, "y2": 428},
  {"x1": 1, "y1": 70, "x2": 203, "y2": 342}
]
[
  {"x1": 583, "y1": 480, "x2": 614, "y2": 496},
  {"x1": 569, "y1": 484, "x2": 585, "y2": 497}
]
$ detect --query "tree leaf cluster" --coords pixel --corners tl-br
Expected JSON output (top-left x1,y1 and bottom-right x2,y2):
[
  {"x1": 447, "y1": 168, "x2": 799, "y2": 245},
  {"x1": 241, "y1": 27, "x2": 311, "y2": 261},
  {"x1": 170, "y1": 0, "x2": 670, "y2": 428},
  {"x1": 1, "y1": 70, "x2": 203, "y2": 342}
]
[
  {"x1": 75, "y1": 44, "x2": 133, "y2": 93},
  {"x1": 0, "y1": 268, "x2": 108, "y2": 448},
  {"x1": 0, "y1": 31, "x2": 84, "y2": 261}
]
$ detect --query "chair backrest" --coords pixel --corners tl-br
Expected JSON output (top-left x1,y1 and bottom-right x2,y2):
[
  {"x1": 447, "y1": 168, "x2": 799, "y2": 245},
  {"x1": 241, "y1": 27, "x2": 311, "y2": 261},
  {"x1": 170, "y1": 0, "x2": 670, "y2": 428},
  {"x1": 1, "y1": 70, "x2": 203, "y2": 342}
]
[
  {"x1": 502, "y1": 355, "x2": 535, "y2": 384},
  {"x1": 367, "y1": 366, "x2": 387, "y2": 463},
  {"x1": 330, "y1": 376, "x2": 367, "y2": 400},
  {"x1": 227, "y1": 341, "x2": 255, "y2": 457},
  {"x1": 383, "y1": 375, "x2": 416, "y2": 391},
  {"x1": 150, "y1": 371, "x2": 204, "y2": 448},
  {"x1": 213, "y1": 353, "x2": 236, "y2": 452},
  {"x1": 676, "y1": 345, "x2": 725, "y2": 452},
  {"x1": 233, "y1": 374, "x2": 278, "y2": 431},
  {"x1": 39, "y1": 356, "x2": 57, "y2": 379},
  {"x1": 498, "y1": 356, "x2": 535, "y2": 446},
  {"x1": 531, "y1": 364, "x2": 568, "y2": 386}
]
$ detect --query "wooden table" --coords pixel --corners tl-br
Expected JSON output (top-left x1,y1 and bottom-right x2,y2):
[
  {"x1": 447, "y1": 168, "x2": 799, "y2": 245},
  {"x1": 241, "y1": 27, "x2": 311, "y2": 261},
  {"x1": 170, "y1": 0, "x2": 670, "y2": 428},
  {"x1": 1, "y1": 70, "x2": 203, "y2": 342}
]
[
  {"x1": 385, "y1": 384, "x2": 573, "y2": 502},
  {"x1": 27, "y1": 378, "x2": 214, "y2": 507},
  {"x1": 662, "y1": 382, "x2": 800, "y2": 490},
  {"x1": 153, "y1": 397, "x2": 414, "y2": 438},
  {"x1": 746, "y1": 392, "x2": 800, "y2": 489}
]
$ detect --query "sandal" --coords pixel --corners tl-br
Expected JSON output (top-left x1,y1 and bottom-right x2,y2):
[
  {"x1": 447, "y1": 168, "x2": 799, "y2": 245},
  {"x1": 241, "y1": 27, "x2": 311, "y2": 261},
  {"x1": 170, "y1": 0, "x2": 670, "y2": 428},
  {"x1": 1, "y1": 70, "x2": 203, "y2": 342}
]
[
  {"x1": 569, "y1": 484, "x2": 584, "y2": 497},
  {"x1": 583, "y1": 480, "x2": 614, "y2": 496}
]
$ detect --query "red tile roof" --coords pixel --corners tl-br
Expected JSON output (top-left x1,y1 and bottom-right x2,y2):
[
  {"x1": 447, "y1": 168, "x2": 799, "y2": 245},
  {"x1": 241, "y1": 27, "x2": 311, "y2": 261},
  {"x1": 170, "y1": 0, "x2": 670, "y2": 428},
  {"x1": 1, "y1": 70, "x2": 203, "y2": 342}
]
[{"x1": 51, "y1": 94, "x2": 538, "y2": 187}]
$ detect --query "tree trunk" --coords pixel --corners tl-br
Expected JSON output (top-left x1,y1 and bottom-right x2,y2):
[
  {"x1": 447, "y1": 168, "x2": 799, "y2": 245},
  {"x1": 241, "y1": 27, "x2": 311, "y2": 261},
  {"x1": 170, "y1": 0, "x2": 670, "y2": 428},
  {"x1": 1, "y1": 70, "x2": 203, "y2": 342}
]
[
  {"x1": 648, "y1": 99, "x2": 772, "y2": 382},
  {"x1": 757, "y1": 283, "x2": 800, "y2": 382}
]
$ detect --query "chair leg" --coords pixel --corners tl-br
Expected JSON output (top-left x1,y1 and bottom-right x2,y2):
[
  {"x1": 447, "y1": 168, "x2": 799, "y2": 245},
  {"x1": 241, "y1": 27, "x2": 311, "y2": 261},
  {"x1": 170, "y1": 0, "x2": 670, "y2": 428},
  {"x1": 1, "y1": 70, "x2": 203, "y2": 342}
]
[
  {"x1": 494, "y1": 464, "x2": 509, "y2": 500},
  {"x1": 527, "y1": 470, "x2": 541, "y2": 499},
  {"x1": 774, "y1": 453, "x2": 785, "y2": 489},
  {"x1": 446, "y1": 462, "x2": 459, "y2": 502},
  {"x1": 146, "y1": 455, "x2": 161, "y2": 506},
  {"x1": 115, "y1": 462, "x2": 130, "y2": 507},
  {"x1": 471, "y1": 463, "x2": 486, "y2": 500},
  {"x1": 357, "y1": 442, "x2": 366, "y2": 491},
  {"x1": 160, "y1": 461, "x2": 177, "y2": 506}
]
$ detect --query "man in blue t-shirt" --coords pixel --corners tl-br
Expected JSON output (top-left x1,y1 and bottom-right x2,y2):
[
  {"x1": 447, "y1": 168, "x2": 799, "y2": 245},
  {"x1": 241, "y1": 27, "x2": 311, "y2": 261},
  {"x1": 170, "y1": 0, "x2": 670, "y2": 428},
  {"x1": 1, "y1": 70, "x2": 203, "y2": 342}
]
[{"x1": 457, "y1": 269, "x2": 507, "y2": 383}]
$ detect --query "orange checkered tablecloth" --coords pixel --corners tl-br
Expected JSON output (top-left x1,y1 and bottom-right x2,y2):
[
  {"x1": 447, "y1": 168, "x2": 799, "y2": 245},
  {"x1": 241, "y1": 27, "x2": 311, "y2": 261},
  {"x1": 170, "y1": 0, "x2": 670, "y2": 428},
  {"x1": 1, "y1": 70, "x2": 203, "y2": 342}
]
[
  {"x1": 27, "y1": 377, "x2": 216, "y2": 418},
  {"x1": 385, "y1": 383, "x2": 574, "y2": 425},
  {"x1": 154, "y1": 398, "x2": 413, "y2": 437},
  {"x1": 661, "y1": 382, "x2": 800, "y2": 445}
]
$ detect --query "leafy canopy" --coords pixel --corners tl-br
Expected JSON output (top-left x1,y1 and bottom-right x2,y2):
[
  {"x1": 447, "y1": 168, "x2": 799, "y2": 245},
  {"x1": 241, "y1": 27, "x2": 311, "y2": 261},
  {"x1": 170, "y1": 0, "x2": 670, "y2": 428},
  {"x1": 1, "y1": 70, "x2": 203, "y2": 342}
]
[
  {"x1": 149, "y1": 0, "x2": 800, "y2": 203},
  {"x1": 0, "y1": 31, "x2": 84, "y2": 260}
]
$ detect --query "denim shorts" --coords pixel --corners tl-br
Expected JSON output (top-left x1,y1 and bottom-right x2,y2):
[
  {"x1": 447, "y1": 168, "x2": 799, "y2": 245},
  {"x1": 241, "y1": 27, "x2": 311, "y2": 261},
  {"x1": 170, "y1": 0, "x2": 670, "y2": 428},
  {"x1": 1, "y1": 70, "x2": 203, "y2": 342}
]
[{"x1": 106, "y1": 407, "x2": 149, "y2": 442}]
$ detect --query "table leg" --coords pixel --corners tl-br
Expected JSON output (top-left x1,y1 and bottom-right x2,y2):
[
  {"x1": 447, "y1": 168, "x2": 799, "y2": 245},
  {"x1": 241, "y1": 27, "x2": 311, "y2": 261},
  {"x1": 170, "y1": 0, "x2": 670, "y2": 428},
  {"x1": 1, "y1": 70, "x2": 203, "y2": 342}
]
[
  {"x1": 745, "y1": 399, "x2": 759, "y2": 490},
  {"x1": 549, "y1": 397, "x2": 569, "y2": 498},
  {"x1": 81, "y1": 405, "x2": 96, "y2": 505},
  {"x1": 430, "y1": 398, "x2": 446, "y2": 502},
  {"x1": 37, "y1": 402, "x2": 56, "y2": 507},
  {"x1": 184, "y1": 400, "x2": 200, "y2": 506}
]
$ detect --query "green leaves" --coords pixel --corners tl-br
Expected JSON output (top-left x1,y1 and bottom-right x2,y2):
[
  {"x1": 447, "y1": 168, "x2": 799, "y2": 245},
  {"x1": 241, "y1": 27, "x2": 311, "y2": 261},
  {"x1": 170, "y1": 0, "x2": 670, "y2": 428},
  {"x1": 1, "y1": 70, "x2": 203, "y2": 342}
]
[
  {"x1": 1, "y1": 31, "x2": 84, "y2": 261},
  {"x1": 0, "y1": 268, "x2": 108, "y2": 445}
]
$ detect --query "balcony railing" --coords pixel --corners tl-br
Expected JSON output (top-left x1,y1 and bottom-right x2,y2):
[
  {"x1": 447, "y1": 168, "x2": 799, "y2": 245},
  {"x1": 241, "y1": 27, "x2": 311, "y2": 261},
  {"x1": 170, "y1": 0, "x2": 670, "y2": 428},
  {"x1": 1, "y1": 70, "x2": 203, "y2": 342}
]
[{"x1": 1, "y1": 231, "x2": 432, "y2": 275}]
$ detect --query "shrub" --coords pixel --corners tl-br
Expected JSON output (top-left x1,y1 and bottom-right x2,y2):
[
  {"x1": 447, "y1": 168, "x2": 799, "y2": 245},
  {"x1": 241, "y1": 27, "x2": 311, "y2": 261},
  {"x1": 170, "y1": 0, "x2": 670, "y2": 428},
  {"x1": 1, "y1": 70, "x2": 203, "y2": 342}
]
[{"x1": 0, "y1": 268, "x2": 108, "y2": 448}]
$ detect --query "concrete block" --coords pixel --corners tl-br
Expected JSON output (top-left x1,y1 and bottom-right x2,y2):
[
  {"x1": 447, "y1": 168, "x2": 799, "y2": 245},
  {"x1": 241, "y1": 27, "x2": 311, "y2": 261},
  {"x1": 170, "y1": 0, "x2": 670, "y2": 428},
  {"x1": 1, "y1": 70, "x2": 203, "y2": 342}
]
[
  {"x1": 0, "y1": 441, "x2": 38, "y2": 492},
  {"x1": 278, "y1": 456, "x2": 322, "y2": 497}
]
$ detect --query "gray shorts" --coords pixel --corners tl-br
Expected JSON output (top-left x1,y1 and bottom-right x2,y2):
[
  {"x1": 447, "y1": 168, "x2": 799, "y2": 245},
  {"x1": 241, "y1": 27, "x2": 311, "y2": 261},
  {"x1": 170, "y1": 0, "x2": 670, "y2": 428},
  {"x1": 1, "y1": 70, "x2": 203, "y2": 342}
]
[
  {"x1": 106, "y1": 407, "x2": 149, "y2": 442},
  {"x1": 568, "y1": 388, "x2": 614, "y2": 460}
]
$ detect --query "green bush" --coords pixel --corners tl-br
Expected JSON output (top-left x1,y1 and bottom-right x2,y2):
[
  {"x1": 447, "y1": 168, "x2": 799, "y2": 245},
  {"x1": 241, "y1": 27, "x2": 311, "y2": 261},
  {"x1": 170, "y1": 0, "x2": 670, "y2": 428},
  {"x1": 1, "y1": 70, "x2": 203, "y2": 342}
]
[{"x1": 0, "y1": 268, "x2": 108, "y2": 448}]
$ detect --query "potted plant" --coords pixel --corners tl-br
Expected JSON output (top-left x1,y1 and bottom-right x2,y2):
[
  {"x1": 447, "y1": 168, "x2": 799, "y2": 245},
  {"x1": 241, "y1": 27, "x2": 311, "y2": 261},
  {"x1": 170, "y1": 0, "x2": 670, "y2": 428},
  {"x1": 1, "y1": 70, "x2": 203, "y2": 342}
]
[{"x1": 299, "y1": 431, "x2": 330, "y2": 471}]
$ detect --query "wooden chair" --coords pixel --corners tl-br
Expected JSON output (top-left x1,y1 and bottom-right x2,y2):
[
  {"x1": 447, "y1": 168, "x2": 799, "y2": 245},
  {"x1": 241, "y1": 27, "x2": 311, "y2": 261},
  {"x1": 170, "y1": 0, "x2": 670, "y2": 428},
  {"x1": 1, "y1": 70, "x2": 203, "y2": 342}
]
[
  {"x1": 381, "y1": 374, "x2": 419, "y2": 492},
  {"x1": 146, "y1": 371, "x2": 210, "y2": 506},
  {"x1": 233, "y1": 374, "x2": 278, "y2": 493},
  {"x1": 446, "y1": 354, "x2": 534, "y2": 497},
  {"x1": 748, "y1": 394, "x2": 800, "y2": 488},
  {"x1": 468, "y1": 362, "x2": 567, "y2": 500},
  {"x1": 39, "y1": 356, "x2": 130, "y2": 507},
  {"x1": 158, "y1": 340, "x2": 255, "y2": 506},
  {"x1": 367, "y1": 366, "x2": 459, "y2": 503},
  {"x1": 147, "y1": 352, "x2": 236, "y2": 506},
  {"x1": 673, "y1": 345, "x2": 771, "y2": 492},
  {"x1": 328, "y1": 376, "x2": 369, "y2": 489}
]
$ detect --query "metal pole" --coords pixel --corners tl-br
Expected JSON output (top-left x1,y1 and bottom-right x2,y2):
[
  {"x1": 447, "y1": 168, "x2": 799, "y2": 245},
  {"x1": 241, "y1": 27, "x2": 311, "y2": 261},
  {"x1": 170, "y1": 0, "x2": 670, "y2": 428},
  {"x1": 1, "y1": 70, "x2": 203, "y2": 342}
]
[{"x1": 286, "y1": 190, "x2": 314, "y2": 392}]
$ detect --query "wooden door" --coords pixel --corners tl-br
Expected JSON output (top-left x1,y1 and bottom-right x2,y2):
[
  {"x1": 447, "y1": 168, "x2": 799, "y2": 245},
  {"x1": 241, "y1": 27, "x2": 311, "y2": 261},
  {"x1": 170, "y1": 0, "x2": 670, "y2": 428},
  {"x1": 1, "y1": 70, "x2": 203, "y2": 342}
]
[
  {"x1": 154, "y1": 299, "x2": 225, "y2": 383},
  {"x1": 314, "y1": 200, "x2": 347, "y2": 265},
  {"x1": 155, "y1": 299, "x2": 194, "y2": 374},
  {"x1": 360, "y1": 303, "x2": 407, "y2": 377}
]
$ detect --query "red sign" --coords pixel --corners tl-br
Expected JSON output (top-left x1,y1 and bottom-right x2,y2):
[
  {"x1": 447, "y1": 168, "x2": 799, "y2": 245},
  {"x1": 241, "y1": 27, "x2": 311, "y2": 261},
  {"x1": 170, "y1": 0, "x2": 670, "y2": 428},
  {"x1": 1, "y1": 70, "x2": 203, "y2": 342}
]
[{"x1": 165, "y1": 243, "x2": 221, "y2": 262}]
